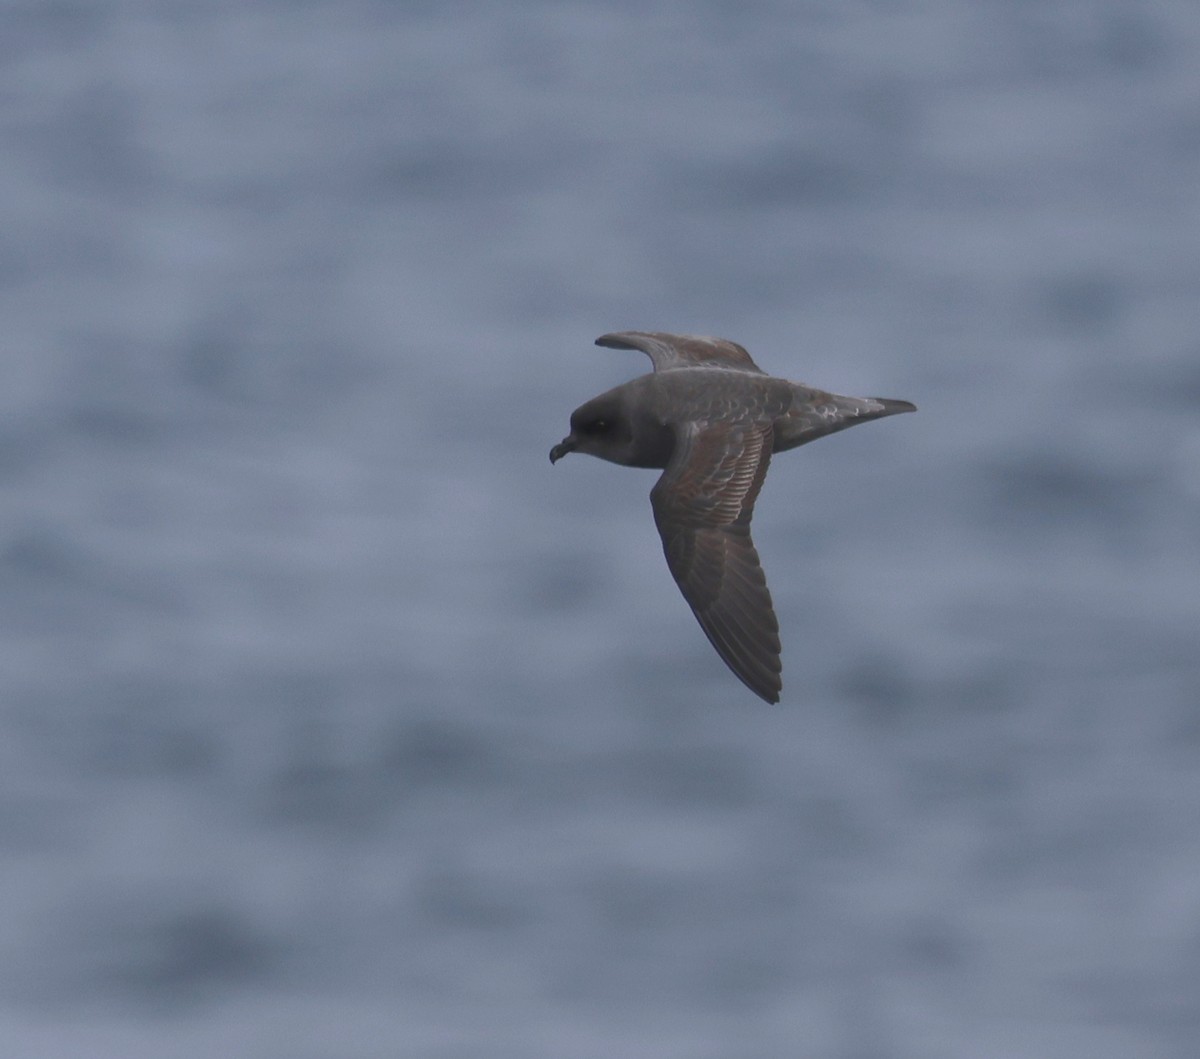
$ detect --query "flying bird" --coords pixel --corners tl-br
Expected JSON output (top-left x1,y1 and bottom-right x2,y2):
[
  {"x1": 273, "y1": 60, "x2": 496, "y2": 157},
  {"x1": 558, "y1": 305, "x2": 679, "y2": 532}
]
[{"x1": 550, "y1": 331, "x2": 916, "y2": 703}]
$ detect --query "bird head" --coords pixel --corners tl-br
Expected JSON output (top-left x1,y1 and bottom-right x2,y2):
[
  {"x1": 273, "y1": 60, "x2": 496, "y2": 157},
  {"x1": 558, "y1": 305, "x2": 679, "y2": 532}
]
[{"x1": 549, "y1": 393, "x2": 628, "y2": 464}]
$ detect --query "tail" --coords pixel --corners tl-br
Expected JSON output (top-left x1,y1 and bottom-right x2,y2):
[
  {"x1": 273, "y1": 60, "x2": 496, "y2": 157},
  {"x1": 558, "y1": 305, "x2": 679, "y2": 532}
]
[{"x1": 773, "y1": 389, "x2": 916, "y2": 453}]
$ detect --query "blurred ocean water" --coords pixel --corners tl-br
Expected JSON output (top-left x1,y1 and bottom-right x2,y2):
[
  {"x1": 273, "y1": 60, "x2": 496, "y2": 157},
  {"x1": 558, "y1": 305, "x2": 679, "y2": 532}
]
[{"x1": 2, "y1": 1, "x2": 1199, "y2": 1056}]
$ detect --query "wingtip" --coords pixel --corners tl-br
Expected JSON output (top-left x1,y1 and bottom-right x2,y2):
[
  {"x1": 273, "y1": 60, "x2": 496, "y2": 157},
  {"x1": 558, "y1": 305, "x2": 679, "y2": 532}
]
[
  {"x1": 759, "y1": 671, "x2": 783, "y2": 704},
  {"x1": 594, "y1": 332, "x2": 637, "y2": 350}
]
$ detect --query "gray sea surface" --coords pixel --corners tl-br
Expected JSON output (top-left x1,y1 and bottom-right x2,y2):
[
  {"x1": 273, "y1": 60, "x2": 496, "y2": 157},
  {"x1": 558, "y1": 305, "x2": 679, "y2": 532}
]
[{"x1": 3, "y1": 2, "x2": 1199, "y2": 1056}]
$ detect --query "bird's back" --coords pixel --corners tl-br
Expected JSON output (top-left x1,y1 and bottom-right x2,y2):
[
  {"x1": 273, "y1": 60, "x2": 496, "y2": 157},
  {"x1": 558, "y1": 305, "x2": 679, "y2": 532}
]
[{"x1": 643, "y1": 367, "x2": 796, "y2": 427}]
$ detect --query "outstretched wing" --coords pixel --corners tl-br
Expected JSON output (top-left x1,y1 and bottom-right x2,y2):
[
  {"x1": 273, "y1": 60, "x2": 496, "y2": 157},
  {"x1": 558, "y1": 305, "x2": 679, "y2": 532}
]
[
  {"x1": 651, "y1": 419, "x2": 782, "y2": 703},
  {"x1": 597, "y1": 331, "x2": 765, "y2": 374}
]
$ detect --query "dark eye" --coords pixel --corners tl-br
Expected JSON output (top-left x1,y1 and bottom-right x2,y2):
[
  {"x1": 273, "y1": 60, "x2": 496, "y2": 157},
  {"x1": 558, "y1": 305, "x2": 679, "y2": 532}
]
[{"x1": 591, "y1": 419, "x2": 608, "y2": 432}]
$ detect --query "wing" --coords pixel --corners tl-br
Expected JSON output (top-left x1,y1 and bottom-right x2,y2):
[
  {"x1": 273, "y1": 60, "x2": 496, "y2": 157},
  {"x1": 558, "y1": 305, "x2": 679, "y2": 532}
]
[
  {"x1": 596, "y1": 331, "x2": 766, "y2": 374},
  {"x1": 651, "y1": 419, "x2": 782, "y2": 703}
]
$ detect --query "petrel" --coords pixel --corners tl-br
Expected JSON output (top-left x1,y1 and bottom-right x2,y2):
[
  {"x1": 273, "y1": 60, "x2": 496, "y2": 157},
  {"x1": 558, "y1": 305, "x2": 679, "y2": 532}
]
[{"x1": 550, "y1": 331, "x2": 916, "y2": 704}]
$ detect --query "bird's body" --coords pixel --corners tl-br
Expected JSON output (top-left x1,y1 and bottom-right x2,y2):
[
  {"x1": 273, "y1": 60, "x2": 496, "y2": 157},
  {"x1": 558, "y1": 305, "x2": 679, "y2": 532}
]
[{"x1": 550, "y1": 332, "x2": 915, "y2": 704}]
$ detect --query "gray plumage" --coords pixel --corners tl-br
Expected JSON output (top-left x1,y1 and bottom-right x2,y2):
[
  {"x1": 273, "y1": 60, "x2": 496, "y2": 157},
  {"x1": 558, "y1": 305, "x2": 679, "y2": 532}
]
[{"x1": 550, "y1": 331, "x2": 916, "y2": 704}]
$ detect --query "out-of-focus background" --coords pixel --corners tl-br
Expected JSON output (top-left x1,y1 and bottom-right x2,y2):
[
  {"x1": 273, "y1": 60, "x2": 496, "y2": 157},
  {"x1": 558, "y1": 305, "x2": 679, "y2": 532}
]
[{"x1": 3, "y1": 2, "x2": 1199, "y2": 1056}]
